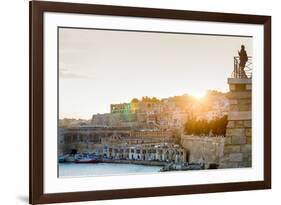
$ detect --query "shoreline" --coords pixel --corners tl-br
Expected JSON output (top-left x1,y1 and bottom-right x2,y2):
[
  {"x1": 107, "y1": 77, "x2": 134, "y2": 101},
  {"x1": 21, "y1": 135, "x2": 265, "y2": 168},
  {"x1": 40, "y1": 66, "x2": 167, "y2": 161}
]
[
  {"x1": 99, "y1": 159, "x2": 167, "y2": 167},
  {"x1": 61, "y1": 159, "x2": 167, "y2": 167}
]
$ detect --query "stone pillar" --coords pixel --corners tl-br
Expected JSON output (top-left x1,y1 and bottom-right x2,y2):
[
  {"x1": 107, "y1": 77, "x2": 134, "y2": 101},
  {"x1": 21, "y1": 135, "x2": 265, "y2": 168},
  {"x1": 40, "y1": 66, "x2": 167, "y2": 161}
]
[{"x1": 220, "y1": 78, "x2": 252, "y2": 168}]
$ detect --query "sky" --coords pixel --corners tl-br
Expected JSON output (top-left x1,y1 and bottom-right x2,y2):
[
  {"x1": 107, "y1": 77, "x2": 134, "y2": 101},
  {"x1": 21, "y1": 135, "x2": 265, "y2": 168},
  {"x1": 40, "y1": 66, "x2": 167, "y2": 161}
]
[{"x1": 59, "y1": 28, "x2": 252, "y2": 119}]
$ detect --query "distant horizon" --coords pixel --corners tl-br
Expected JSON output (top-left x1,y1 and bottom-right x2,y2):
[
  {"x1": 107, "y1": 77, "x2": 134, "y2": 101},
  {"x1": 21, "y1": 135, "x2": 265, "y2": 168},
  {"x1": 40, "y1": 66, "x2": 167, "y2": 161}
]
[{"x1": 59, "y1": 28, "x2": 252, "y2": 119}]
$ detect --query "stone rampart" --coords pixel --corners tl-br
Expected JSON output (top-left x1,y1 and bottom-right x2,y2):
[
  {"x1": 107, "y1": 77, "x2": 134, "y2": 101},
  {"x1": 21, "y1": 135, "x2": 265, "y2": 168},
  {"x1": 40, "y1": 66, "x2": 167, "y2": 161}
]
[{"x1": 181, "y1": 135, "x2": 224, "y2": 168}]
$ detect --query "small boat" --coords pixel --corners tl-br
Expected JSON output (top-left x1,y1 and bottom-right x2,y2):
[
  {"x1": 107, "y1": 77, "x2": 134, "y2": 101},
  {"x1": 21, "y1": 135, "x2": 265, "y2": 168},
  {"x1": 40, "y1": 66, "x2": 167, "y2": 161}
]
[
  {"x1": 58, "y1": 155, "x2": 65, "y2": 163},
  {"x1": 160, "y1": 162, "x2": 204, "y2": 172},
  {"x1": 64, "y1": 155, "x2": 76, "y2": 163},
  {"x1": 75, "y1": 155, "x2": 100, "y2": 163}
]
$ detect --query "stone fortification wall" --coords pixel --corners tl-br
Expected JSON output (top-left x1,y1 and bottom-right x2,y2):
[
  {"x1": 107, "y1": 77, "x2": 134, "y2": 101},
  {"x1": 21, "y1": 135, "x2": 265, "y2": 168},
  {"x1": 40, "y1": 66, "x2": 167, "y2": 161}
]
[
  {"x1": 220, "y1": 78, "x2": 252, "y2": 168},
  {"x1": 181, "y1": 135, "x2": 224, "y2": 168}
]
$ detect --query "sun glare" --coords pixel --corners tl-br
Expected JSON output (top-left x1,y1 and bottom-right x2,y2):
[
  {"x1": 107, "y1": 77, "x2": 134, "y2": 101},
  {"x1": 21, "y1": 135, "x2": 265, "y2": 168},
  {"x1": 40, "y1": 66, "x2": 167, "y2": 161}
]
[{"x1": 191, "y1": 91, "x2": 206, "y2": 99}]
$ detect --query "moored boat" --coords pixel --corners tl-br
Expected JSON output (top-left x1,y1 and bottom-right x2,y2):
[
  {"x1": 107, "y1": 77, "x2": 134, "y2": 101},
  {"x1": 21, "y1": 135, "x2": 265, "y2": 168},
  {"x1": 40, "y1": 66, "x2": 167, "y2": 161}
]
[
  {"x1": 58, "y1": 155, "x2": 65, "y2": 163},
  {"x1": 75, "y1": 154, "x2": 100, "y2": 163},
  {"x1": 64, "y1": 155, "x2": 76, "y2": 163},
  {"x1": 160, "y1": 162, "x2": 204, "y2": 172}
]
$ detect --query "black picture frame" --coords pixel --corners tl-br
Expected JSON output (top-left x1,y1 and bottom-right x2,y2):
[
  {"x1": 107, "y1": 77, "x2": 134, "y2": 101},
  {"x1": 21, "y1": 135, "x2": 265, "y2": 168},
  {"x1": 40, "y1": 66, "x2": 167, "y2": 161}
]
[{"x1": 30, "y1": 1, "x2": 271, "y2": 204}]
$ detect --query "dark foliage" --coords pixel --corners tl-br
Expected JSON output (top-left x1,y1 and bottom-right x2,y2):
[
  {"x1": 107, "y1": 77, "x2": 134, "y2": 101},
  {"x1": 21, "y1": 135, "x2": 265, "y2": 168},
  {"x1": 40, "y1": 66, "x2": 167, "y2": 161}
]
[{"x1": 184, "y1": 115, "x2": 228, "y2": 136}]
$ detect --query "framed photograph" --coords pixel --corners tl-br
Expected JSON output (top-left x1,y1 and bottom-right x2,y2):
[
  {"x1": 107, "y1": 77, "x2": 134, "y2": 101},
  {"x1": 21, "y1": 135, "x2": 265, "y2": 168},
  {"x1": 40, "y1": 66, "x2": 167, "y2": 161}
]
[{"x1": 29, "y1": 1, "x2": 271, "y2": 204}]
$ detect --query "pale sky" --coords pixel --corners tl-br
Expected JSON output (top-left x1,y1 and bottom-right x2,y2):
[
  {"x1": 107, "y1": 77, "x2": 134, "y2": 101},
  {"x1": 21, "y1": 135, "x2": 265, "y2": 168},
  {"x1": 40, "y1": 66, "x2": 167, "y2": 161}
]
[{"x1": 59, "y1": 28, "x2": 252, "y2": 119}]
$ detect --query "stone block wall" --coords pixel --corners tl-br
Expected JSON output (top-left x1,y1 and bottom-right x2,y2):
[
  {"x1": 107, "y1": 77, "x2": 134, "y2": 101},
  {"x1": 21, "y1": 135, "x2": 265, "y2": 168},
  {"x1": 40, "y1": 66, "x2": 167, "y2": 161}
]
[
  {"x1": 220, "y1": 78, "x2": 252, "y2": 168},
  {"x1": 181, "y1": 135, "x2": 225, "y2": 168}
]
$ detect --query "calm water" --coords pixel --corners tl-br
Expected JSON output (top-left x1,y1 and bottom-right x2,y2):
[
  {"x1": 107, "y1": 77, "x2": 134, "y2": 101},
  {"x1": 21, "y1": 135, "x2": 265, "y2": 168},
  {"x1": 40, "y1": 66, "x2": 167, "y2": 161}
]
[{"x1": 59, "y1": 163, "x2": 162, "y2": 177}]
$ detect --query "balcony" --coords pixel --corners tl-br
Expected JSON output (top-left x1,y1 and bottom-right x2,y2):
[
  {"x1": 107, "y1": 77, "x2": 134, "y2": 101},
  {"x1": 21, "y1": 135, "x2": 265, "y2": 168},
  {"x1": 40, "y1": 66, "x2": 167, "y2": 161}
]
[{"x1": 231, "y1": 56, "x2": 252, "y2": 79}]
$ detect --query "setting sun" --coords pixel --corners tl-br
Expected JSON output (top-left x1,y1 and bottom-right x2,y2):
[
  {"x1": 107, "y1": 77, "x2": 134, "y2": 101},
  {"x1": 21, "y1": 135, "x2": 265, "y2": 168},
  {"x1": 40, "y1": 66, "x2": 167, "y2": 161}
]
[{"x1": 190, "y1": 91, "x2": 206, "y2": 99}]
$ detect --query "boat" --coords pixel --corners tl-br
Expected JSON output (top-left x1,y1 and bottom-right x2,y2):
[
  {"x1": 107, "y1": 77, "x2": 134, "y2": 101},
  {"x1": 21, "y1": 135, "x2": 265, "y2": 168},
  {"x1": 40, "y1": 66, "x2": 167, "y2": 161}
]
[
  {"x1": 58, "y1": 155, "x2": 65, "y2": 163},
  {"x1": 75, "y1": 154, "x2": 100, "y2": 163},
  {"x1": 64, "y1": 154, "x2": 76, "y2": 163},
  {"x1": 160, "y1": 162, "x2": 204, "y2": 172}
]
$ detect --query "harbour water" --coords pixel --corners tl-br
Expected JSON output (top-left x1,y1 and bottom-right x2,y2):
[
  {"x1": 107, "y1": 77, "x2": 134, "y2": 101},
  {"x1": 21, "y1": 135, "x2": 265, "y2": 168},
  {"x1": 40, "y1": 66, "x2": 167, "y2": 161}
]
[{"x1": 59, "y1": 163, "x2": 162, "y2": 177}]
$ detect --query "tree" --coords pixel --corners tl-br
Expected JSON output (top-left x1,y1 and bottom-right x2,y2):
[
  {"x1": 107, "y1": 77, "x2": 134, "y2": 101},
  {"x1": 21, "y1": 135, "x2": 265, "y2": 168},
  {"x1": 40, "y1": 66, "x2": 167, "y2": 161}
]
[
  {"x1": 131, "y1": 98, "x2": 139, "y2": 104},
  {"x1": 141, "y1": 96, "x2": 160, "y2": 102},
  {"x1": 184, "y1": 115, "x2": 228, "y2": 137}
]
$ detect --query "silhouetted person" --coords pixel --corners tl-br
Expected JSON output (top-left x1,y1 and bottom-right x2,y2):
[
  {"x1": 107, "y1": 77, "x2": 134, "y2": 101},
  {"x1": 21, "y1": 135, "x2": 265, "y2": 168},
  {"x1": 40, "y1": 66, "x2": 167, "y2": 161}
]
[
  {"x1": 238, "y1": 45, "x2": 248, "y2": 78},
  {"x1": 238, "y1": 45, "x2": 248, "y2": 69}
]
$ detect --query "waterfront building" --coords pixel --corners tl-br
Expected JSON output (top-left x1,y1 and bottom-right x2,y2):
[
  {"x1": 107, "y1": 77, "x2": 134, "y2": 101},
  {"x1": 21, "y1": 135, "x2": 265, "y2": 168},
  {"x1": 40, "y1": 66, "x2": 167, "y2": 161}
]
[{"x1": 104, "y1": 143, "x2": 186, "y2": 163}]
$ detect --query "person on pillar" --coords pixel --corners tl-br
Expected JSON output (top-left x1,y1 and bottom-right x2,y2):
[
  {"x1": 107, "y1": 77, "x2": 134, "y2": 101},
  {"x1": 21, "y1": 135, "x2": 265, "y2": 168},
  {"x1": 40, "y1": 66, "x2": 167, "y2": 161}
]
[{"x1": 238, "y1": 45, "x2": 248, "y2": 78}]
